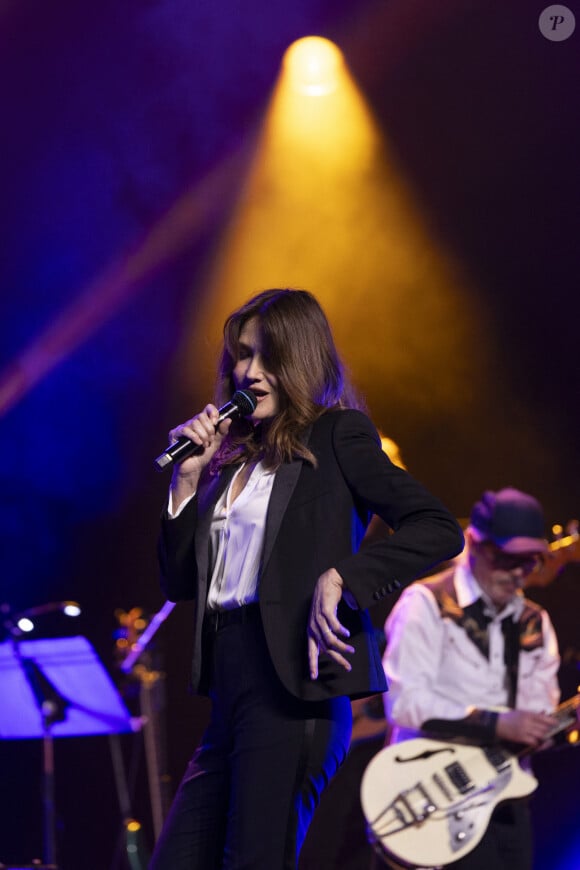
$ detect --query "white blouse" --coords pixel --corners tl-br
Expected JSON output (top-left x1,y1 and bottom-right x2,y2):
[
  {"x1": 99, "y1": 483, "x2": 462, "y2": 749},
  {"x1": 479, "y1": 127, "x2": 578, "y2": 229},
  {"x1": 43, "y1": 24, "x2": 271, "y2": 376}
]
[
  {"x1": 205, "y1": 461, "x2": 275, "y2": 610},
  {"x1": 168, "y1": 461, "x2": 276, "y2": 610}
]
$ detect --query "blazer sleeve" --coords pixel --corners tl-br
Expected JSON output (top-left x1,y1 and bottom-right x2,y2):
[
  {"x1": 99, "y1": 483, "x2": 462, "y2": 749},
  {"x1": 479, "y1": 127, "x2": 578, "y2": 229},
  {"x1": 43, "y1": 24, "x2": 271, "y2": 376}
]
[
  {"x1": 158, "y1": 495, "x2": 199, "y2": 602},
  {"x1": 331, "y1": 410, "x2": 464, "y2": 610}
]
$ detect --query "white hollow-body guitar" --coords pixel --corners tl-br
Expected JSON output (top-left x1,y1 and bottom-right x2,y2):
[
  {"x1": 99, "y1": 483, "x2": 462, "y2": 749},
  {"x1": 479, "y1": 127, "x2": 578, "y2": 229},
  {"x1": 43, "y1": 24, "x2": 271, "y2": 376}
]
[{"x1": 360, "y1": 694, "x2": 580, "y2": 868}]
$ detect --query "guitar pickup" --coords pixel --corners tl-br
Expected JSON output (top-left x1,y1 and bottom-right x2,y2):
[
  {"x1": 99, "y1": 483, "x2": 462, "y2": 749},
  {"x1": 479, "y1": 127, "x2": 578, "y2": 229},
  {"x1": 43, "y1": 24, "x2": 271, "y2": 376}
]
[
  {"x1": 483, "y1": 745, "x2": 511, "y2": 772},
  {"x1": 445, "y1": 761, "x2": 475, "y2": 794}
]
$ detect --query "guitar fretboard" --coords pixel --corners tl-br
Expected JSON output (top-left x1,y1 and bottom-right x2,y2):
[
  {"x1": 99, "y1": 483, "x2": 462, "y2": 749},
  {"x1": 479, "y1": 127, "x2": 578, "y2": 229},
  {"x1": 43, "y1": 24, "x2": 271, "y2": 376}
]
[{"x1": 518, "y1": 693, "x2": 580, "y2": 758}]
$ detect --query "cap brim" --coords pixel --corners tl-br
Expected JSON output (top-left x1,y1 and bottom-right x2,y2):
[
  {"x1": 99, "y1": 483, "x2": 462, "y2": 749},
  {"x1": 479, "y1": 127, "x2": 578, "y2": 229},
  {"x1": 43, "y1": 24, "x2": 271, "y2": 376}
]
[
  {"x1": 468, "y1": 525, "x2": 549, "y2": 554},
  {"x1": 496, "y1": 536, "x2": 549, "y2": 554}
]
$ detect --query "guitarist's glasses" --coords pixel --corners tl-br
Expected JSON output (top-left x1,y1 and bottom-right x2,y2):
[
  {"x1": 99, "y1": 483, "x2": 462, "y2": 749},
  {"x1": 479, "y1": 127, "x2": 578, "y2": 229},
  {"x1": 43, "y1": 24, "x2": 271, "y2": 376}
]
[{"x1": 478, "y1": 542, "x2": 543, "y2": 575}]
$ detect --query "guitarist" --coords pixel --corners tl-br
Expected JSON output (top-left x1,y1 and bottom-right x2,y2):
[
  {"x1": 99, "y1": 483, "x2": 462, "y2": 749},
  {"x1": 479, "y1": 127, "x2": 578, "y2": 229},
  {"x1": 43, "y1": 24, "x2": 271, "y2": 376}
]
[{"x1": 381, "y1": 488, "x2": 563, "y2": 870}]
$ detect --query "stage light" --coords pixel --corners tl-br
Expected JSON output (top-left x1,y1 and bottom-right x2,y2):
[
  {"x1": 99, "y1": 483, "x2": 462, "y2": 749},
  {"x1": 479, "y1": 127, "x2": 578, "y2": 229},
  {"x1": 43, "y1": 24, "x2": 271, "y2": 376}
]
[
  {"x1": 3, "y1": 600, "x2": 82, "y2": 637},
  {"x1": 283, "y1": 36, "x2": 343, "y2": 96}
]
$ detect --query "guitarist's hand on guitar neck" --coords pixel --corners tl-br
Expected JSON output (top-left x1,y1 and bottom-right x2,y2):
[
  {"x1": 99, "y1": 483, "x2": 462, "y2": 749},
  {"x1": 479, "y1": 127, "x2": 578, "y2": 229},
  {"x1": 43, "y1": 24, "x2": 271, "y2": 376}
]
[{"x1": 496, "y1": 708, "x2": 560, "y2": 747}]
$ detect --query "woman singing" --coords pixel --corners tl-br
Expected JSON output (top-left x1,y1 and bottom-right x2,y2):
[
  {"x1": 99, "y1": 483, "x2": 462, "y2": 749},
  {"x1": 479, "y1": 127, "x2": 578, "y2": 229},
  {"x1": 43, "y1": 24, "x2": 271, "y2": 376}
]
[{"x1": 150, "y1": 287, "x2": 463, "y2": 869}]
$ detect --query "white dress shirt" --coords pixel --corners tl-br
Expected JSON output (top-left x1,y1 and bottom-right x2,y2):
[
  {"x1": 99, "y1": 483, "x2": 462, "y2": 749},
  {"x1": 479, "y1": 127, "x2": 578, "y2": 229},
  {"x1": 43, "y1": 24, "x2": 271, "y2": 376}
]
[
  {"x1": 167, "y1": 461, "x2": 275, "y2": 611},
  {"x1": 205, "y1": 461, "x2": 275, "y2": 610},
  {"x1": 383, "y1": 560, "x2": 560, "y2": 743}
]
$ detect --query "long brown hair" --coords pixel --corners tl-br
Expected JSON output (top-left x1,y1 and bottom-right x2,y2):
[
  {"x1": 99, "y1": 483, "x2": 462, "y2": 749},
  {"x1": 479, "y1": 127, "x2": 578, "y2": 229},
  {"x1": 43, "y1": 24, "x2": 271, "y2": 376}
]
[{"x1": 212, "y1": 288, "x2": 363, "y2": 471}]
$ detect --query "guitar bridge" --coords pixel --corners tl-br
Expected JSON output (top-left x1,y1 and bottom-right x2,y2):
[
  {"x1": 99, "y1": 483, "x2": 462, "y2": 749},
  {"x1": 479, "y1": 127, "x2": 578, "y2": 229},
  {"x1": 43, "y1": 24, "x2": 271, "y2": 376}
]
[
  {"x1": 399, "y1": 782, "x2": 437, "y2": 822},
  {"x1": 366, "y1": 779, "x2": 439, "y2": 846}
]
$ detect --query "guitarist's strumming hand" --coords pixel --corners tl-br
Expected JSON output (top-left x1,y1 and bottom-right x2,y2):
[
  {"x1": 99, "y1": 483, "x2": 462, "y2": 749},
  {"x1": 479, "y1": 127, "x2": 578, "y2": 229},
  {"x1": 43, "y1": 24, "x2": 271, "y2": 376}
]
[{"x1": 496, "y1": 709, "x2": 560, "y2": 747}]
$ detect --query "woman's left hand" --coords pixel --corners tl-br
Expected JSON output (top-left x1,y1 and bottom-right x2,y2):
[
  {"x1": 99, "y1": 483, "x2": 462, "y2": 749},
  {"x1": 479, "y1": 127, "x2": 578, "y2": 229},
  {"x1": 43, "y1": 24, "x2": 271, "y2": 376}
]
[{"x1": 308, "y1": 568, "x2": 355, "y2": 679}]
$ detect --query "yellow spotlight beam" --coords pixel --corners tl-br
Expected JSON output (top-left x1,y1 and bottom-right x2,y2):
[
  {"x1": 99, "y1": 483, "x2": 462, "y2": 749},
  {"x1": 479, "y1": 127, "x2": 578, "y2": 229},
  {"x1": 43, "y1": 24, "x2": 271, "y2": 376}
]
[
  {"x1": 182, "y1": 36, "x2": 385, "y2": 387},
  {"x1": 182, "y1": 35, "x2": 497, "y2": 447}
]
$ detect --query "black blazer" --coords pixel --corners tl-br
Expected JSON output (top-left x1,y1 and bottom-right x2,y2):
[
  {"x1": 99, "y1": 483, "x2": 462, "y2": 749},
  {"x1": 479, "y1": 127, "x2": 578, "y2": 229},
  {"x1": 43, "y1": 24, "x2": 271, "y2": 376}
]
[{"x1": 159, "y1": 409, "x2": 463, "y2": 702}]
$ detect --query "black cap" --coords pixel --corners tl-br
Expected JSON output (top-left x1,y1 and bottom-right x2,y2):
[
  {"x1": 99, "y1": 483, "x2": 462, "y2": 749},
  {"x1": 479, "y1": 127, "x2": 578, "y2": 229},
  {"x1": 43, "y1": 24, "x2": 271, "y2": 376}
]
[{"x1": 468, "y1": 487, "x2": 548, "y2": 553}]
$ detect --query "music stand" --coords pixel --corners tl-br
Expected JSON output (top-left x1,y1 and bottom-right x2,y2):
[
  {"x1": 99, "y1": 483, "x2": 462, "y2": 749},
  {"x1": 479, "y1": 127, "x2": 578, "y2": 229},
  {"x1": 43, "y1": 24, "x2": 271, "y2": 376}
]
[{"x1": 0, "y1": 635, "x2": 135, "y2": 867}]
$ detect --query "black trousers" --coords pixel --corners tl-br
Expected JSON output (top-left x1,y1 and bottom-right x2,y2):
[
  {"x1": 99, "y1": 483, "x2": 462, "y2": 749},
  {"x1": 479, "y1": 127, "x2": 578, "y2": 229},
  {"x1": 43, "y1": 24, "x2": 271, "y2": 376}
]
[{"x1": 150, "y1": 607, "x2": 352, "y2": 870}]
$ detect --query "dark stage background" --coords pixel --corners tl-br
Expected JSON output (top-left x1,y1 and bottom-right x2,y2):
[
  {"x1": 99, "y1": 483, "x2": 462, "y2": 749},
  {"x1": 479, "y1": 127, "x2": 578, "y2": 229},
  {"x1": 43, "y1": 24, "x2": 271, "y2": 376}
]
[{"x1": 0, "y1": 1, "x2": 579, "y2": 868}]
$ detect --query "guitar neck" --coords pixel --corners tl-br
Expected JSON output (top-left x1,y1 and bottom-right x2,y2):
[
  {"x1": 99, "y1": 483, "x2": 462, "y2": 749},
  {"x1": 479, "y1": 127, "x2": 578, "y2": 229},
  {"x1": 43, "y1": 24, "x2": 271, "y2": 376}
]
[
  {"x1": 519, "y1": 693, "x2": 580, "y2": 758},
  {"x1": 552, "y1": 693, "x2": 580, "y2": 731},
  {"x1": 525, "y1": 525, "x2": 579, "y2": 588}
]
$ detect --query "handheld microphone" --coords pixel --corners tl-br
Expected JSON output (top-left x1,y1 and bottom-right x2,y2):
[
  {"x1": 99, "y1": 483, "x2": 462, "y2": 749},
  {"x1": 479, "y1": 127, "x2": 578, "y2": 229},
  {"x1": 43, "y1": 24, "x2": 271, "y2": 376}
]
[{"x1": 153, "y1": 389, "x2": 257, "y2": 472}]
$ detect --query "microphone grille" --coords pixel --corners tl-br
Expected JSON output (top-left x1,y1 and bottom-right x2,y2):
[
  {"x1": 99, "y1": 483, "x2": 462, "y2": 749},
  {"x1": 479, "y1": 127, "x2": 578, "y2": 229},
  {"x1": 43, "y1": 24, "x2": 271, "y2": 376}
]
[{"x1": 232, "y1": 389, "x2": 258, "y2": 416}]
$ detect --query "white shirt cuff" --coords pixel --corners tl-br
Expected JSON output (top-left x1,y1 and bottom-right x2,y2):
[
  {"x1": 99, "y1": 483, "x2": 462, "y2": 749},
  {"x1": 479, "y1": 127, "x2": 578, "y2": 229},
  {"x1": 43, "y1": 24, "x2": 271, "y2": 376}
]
[{"x1": 167, "y1": 490, "x2": 196, "y2": 518}]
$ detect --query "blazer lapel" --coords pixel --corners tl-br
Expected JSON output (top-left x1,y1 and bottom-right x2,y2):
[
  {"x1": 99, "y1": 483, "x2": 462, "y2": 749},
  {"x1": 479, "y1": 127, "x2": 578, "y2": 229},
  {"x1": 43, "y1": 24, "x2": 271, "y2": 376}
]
[
  {"x1": 261, "y1": 425, "x2": 313, "y2": 575},
  {"x1": 260, "y1": 458, "x2": 303, "y2": 576},
  {"x1": 195, "y1": 430, "x2": 311, "y2": 591},
  {"x1": 195, "y1": 466, "x2": 236, "y2": 588}
]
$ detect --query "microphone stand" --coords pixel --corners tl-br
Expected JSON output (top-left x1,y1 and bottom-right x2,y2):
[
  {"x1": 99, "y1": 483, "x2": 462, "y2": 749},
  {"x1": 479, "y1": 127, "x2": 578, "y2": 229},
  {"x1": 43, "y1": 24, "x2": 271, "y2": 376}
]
[
  {"x1": 40, "y1": 700, "x2": 58, "y2": 867},
  {"x1": 1, "y1": 607, "x2": 135, "y2": 870},
  {"x1": 1, "y1": 601, "x2": 79, "y2": 869},
  {"x1": 11, "y1": 636, "x2": 67, "y2": 868}
]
